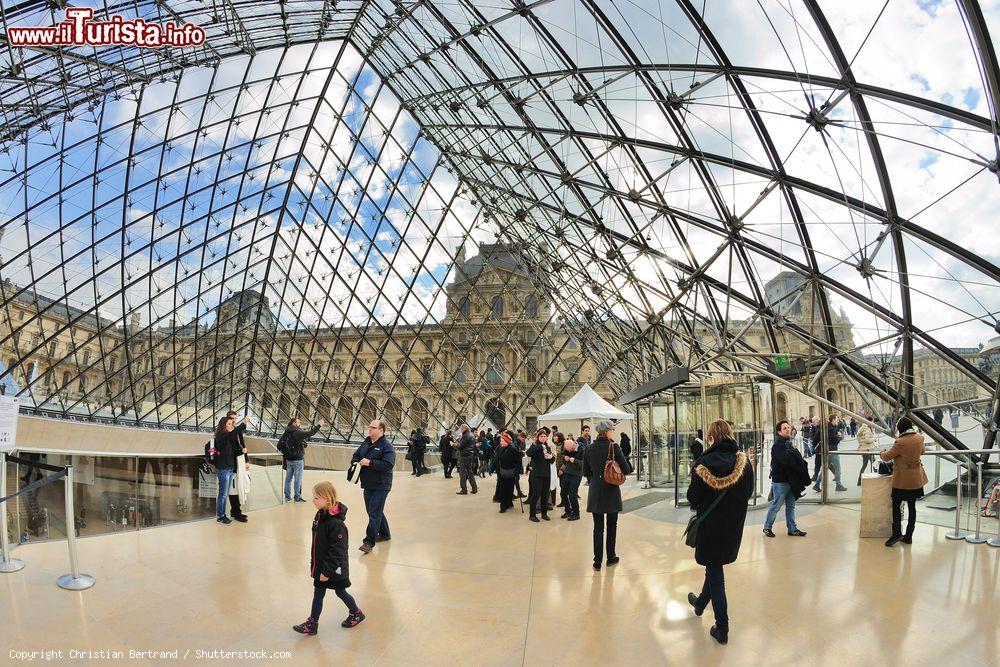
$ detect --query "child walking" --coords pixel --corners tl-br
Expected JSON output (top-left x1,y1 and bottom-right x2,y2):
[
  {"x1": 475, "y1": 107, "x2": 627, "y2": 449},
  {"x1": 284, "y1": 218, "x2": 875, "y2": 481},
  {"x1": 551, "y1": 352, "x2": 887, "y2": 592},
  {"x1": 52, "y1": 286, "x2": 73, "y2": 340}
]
[{"x1": 293, "y1": 481, "x2": 365, "y2": 635}]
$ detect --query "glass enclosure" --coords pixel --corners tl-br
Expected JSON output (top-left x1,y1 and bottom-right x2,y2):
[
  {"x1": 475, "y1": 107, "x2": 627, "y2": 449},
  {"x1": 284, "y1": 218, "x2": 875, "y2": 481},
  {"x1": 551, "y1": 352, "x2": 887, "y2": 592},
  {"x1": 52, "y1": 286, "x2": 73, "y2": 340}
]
[
  {"x1": 633, "y1": 375, "x2": 770, "y2": 506},
  {"x1": 4, "y1": 451, "x2": 283, "y2": 545}
]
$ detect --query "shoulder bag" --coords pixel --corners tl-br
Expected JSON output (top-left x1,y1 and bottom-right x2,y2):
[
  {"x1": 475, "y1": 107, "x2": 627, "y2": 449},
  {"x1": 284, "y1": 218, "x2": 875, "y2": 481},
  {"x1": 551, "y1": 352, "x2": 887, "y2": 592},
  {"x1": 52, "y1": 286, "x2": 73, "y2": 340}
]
[
  {"x1": 603, "y1": 442, "x2": 626, "y2": 486},
  {"x1": 683, "y1": 487, "x2": 729, "y2": 548}
]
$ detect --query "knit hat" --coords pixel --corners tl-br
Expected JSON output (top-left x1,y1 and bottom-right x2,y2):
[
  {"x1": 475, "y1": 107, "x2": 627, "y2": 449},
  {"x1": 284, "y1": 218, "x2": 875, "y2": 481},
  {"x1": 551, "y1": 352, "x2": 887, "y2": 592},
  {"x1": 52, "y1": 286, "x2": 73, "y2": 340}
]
[{"x1": 596, "y1": 419, "x2": 616, "y2": 435}]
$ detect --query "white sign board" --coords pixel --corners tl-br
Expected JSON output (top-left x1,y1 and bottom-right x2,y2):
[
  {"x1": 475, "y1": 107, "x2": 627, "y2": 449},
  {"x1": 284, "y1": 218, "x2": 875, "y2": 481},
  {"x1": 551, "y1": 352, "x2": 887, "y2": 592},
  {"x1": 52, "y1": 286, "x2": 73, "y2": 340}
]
[{"x1": 0, "y1": 395, "x2": 19, "y2": 453}]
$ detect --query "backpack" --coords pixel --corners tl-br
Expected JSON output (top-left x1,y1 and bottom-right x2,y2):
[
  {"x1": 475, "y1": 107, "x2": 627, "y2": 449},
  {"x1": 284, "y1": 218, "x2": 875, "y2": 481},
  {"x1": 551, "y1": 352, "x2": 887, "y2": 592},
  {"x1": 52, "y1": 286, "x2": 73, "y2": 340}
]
[
  {"x1": 603, "y1": 441, "x2": 626, "y2": 486},
  {"x1": 276, "y1": 431, "x2": 290, "y2": 457},
  {"x1": 204, "y1": 439, "x2": 217, "y2": 466}
]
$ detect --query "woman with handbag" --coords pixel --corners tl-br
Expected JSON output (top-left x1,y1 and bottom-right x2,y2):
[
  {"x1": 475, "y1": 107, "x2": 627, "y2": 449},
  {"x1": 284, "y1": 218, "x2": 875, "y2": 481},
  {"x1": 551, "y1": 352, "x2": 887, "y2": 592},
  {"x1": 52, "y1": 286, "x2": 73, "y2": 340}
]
[
  {"x1": 880, "y1": 417, "x2": 927, "y2": 547},
  {"x1": 581, "y1": 420, "x2": 631, "y2": 570},
  {"x1": 685, "y1": 419, "x2": 754, "y2": 645},
  {"x1": 495, "y1": 432, "x2": 523, "y2": 513}
]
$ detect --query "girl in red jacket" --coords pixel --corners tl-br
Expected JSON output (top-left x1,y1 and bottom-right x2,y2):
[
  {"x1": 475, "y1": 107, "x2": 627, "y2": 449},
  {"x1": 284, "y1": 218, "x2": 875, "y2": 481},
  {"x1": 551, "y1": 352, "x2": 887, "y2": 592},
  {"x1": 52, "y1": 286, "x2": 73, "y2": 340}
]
[{"x1": 293, "y1": 481, "x2": 364, "y2": 635}]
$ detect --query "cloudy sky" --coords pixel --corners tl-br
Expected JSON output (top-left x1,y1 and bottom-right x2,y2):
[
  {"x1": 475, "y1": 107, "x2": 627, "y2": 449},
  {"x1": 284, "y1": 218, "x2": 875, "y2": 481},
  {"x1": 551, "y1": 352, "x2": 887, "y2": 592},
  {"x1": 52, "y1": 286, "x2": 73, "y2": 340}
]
[{"x1": 1, "y1": 0, "x2": 997, "y2": 363}]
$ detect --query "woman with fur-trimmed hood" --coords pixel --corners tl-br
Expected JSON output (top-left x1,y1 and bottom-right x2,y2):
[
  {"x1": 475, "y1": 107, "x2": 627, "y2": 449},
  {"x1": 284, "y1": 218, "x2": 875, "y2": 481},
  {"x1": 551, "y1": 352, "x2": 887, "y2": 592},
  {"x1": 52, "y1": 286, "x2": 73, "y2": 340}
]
[{"x1": 685, "y1": 419, "x2": 755, "y2": 645}]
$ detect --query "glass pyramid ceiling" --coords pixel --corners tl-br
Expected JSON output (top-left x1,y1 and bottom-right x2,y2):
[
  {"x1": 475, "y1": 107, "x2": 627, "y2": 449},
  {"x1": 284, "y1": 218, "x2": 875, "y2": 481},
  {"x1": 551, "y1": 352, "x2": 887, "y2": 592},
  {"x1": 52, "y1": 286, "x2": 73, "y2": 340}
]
[{"x1": 0, "y1": 1, "x2": 997, "y2": 448}]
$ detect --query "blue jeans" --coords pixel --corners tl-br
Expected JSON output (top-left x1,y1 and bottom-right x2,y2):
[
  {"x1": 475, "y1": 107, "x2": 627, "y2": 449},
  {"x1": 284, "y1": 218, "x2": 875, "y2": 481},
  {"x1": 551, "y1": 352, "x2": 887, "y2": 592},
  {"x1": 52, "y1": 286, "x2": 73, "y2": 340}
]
[
  {"x1": 362, "y1": 488, "x2": 391, "y2": 546},
  {"x1": 284, "y1": 460, "x2": 304, "y2": 501},
  {"x1": 216, "y1": 468, "x2": 235, "y2": 518},
  {"x1": 764, "y1": 482, "x2": 798, "y2": 532}
]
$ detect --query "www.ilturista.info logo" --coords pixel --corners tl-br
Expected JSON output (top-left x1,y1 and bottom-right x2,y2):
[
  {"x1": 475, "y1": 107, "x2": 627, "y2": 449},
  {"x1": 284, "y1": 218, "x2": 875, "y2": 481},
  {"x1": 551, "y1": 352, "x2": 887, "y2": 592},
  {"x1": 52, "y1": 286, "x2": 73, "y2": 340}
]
[{"x1": 7, "y1": 7, "x2": 206, "y2": 48}]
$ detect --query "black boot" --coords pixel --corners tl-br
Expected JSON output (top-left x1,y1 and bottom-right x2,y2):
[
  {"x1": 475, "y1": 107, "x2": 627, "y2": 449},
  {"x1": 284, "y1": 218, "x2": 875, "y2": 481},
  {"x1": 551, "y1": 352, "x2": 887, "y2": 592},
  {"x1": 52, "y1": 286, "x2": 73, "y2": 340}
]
[
  {"x1": 709, "y1": 625, "x2": 728, "y2": 645},
  {"x1": 687, "y1": 592, "x2": 704, "y2": 616}
]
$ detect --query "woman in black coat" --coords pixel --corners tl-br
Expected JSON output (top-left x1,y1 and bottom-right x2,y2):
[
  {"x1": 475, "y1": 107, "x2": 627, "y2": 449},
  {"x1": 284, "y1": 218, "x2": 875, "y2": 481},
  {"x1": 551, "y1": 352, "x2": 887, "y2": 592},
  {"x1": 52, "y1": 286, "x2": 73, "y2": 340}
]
[
  {"x1": 581, "y1": 421, "x2": 631, "y2": 570},
  {"x1": 685, "y1": 420, "x2": 754, "y2": 645},
  {"x1": 525, "y1": 429, "x2": 554, "y2": 521},
  {"x1": 494, "y1": 432, "x2": 523, "y2": 513}
]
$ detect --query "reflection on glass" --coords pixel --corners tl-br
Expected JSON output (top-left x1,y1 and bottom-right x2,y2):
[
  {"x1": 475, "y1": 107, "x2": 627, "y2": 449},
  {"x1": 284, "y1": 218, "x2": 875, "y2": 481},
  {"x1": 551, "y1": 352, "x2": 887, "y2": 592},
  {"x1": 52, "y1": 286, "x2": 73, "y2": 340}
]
[{"x1": 10, "y1": 452, "x2": 282, "y2": 544}]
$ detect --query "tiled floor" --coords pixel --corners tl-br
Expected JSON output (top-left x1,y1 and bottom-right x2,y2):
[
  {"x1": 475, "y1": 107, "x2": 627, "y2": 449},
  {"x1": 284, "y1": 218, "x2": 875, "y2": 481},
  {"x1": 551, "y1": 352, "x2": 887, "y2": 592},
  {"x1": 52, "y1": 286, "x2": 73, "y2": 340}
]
[{"x1": 2, "y1": 470, "x2": 996, "y2": 666}]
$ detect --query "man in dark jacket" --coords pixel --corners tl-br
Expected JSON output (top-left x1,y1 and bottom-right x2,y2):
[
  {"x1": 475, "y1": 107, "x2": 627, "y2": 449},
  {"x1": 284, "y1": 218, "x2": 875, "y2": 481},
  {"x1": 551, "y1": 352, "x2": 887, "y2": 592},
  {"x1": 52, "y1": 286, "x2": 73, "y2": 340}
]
[
  {"x1": 763, "y1": 421, "x2": 808, "y2": 538},
  {"x1": 351, "y1": 420, "x2": 396, "y2": 553},
  {"x1": 619, "y1": 431, "x2": 632, "y2": 460},
  {"x1": 439, "y1": 430, "x2": 455, "y2": 478},
  {"x1": 279, "y1": 416, "x2": 324, "y2": 503},
  {"x1": 455, "y1": 423, "x2": 478, "y2": 495},
  {"x1": 412, "y1": 428, "x2": 430, "y2": 476}
]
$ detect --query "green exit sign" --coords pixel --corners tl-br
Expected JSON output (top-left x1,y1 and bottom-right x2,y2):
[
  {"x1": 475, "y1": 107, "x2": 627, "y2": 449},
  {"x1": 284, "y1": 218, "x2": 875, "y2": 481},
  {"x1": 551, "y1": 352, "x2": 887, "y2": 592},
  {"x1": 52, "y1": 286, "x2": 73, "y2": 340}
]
[{"x1": 774, "y1": 354, "x2": 790, "y2": 369}]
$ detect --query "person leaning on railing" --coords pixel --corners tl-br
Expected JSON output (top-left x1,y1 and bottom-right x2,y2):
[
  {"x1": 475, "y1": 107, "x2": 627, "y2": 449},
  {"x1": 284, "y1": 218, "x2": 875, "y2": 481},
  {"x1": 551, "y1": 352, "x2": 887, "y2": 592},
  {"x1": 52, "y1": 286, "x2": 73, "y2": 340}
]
[{"x1": 880, "y1": 416, "x2": 928, "y2": 548}]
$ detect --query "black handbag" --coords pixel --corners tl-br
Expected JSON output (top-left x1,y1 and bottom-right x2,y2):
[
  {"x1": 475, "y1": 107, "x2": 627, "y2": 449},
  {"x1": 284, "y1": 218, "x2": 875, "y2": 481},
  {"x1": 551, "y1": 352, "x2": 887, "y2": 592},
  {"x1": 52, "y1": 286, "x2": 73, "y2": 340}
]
[
  {"x1": 875, "y1": 460, "x2": 893, "y2": 476},
  {"x1": 683, "y1": 489, "x2": 729, "y2": 548}
]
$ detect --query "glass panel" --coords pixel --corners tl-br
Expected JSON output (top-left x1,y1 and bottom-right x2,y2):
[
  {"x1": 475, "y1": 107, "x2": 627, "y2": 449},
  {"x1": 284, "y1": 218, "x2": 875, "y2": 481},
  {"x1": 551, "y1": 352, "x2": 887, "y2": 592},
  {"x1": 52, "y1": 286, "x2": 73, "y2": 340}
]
[
  {"x1": 650, "y1": 400, "x2": 673, "y2": 487},
  {"x1": 8, "y1": 452, "x2": 284, "y2": 544},
  {"x1": 636, "y1": 402, "x2": 651, "y2": 484},
  {"x1": 15, "y1": 451, "x2": 68, "y2": 543},
  {"x1": 674, "y1": 387, "x2": 704, "y2": 506}
]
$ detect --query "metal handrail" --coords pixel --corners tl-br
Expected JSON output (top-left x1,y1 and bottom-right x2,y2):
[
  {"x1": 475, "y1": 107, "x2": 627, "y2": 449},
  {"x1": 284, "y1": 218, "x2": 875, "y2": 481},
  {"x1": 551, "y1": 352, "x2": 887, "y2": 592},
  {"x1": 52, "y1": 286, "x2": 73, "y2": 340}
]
[{"x1": 834, "y1": 449, "x2": 998, "y2": 456}]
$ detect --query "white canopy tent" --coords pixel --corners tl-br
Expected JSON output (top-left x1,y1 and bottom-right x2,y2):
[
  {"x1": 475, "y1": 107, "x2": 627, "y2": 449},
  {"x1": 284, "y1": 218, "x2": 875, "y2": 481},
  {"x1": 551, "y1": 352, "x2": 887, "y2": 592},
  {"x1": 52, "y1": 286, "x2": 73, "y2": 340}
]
[
  {"x1": 467, "y1": 412, "x2": 501, "y2": 433},
  {"x1": 538, "y1": 384, "x2": 633, "y2": 421},
  {"x1": 536, "y1": 384, "x2": 633, "y2": 438}
]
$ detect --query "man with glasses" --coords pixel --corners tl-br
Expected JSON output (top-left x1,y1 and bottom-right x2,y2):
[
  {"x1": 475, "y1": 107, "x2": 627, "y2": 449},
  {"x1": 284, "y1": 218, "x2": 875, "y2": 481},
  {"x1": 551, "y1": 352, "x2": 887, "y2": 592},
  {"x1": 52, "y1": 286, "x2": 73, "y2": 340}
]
[{"x1": 351, "y1": 419, "x2": 395, "y2": 554}]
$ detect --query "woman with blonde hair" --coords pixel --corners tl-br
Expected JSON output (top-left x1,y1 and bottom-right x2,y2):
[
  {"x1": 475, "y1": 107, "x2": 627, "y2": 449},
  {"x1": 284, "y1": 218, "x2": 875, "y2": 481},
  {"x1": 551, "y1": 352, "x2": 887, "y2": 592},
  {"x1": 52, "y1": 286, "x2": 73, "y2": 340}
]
[
  {"x1": 293, "y1": 481, "x2": 364, "y2": 635},
  {"x1": 855, "y1": 415, "x2": 877, "y2": 485},
  {"x1": 685, "y1": 419, "x2": 754, "y2": 645}
]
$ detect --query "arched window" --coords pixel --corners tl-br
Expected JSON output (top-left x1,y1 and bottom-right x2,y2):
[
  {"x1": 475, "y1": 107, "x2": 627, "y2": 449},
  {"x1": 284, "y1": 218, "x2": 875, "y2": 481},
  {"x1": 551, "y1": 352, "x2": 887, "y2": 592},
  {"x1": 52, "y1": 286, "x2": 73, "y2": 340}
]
[
  {"x1": 359, "y1": 396, "x2": 377, "y2": 426},
  {"x1": 336, "y1": 397, "x2": 353, "y2": 429},
  {"x1": 487, "y1": 355, "x2": 505, "y2": 383},
  {"x1": 384, "y1": 397, "x2": 402, "y2": 432},
  {"x1": 409, "y1": 397, "x2": 429, "y2": 430},
  {"x1": 318, "y1": 396, "x2": 332, "y2": 421},
  {"x1": 458, "y1": 297, "x2": 470, "y2": 319},
  {"x1": 277, "y1": 394, "x2": 291, "y2": 424},
  {"x1": 524, "y1": 295, "x2": 538, "y2": 318},
  {"x1": 491, "y1": 295, "x2": 504, "y2": 317}
]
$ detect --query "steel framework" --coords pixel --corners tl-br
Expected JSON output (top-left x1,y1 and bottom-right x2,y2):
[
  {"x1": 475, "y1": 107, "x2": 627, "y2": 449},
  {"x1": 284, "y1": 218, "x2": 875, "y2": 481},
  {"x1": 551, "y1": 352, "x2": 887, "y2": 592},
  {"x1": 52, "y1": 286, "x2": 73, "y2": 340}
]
[{"x1": 0, "y1": 1, "x2": 997, "y2": 448}]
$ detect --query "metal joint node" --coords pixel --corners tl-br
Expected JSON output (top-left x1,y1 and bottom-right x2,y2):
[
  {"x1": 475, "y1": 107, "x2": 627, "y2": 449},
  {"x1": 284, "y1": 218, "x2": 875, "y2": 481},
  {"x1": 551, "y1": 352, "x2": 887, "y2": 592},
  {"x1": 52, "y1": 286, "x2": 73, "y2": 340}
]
[{"x1": 806, "y1": 108, "x2": 829, "y2": 131}]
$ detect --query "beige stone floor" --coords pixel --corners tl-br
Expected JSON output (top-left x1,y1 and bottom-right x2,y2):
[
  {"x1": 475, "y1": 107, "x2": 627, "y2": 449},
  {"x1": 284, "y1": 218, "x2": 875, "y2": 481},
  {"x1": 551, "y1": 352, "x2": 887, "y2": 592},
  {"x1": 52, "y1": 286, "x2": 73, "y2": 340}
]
[{"x1": 2, "y1": 470, "x2": 997, "y2": 667}]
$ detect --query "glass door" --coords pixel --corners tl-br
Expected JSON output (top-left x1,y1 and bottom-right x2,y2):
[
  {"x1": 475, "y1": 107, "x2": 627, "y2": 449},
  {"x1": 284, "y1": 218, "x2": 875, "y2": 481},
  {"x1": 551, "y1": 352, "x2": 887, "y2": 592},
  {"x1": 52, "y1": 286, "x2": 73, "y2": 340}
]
[{"x1": 673, "y1": 386, "x2": 703, "y2": 505}]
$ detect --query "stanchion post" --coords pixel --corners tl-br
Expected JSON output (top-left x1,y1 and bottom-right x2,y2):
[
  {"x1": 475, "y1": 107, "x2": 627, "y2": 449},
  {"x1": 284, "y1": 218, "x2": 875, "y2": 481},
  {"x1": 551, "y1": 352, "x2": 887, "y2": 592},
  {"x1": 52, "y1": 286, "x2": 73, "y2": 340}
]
[
  {"x1": 965, "y1": 462, "x2": 988, "y2": 544},
  {"x1": 945, "y1": 461, "x2": 967, "y2": 540},
  {"x1": 56, "y1": 464, "x2": 95, "y2": 590},
  {"x1": 0, "y1": 453, "x2": 26, "y2": 573}
]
